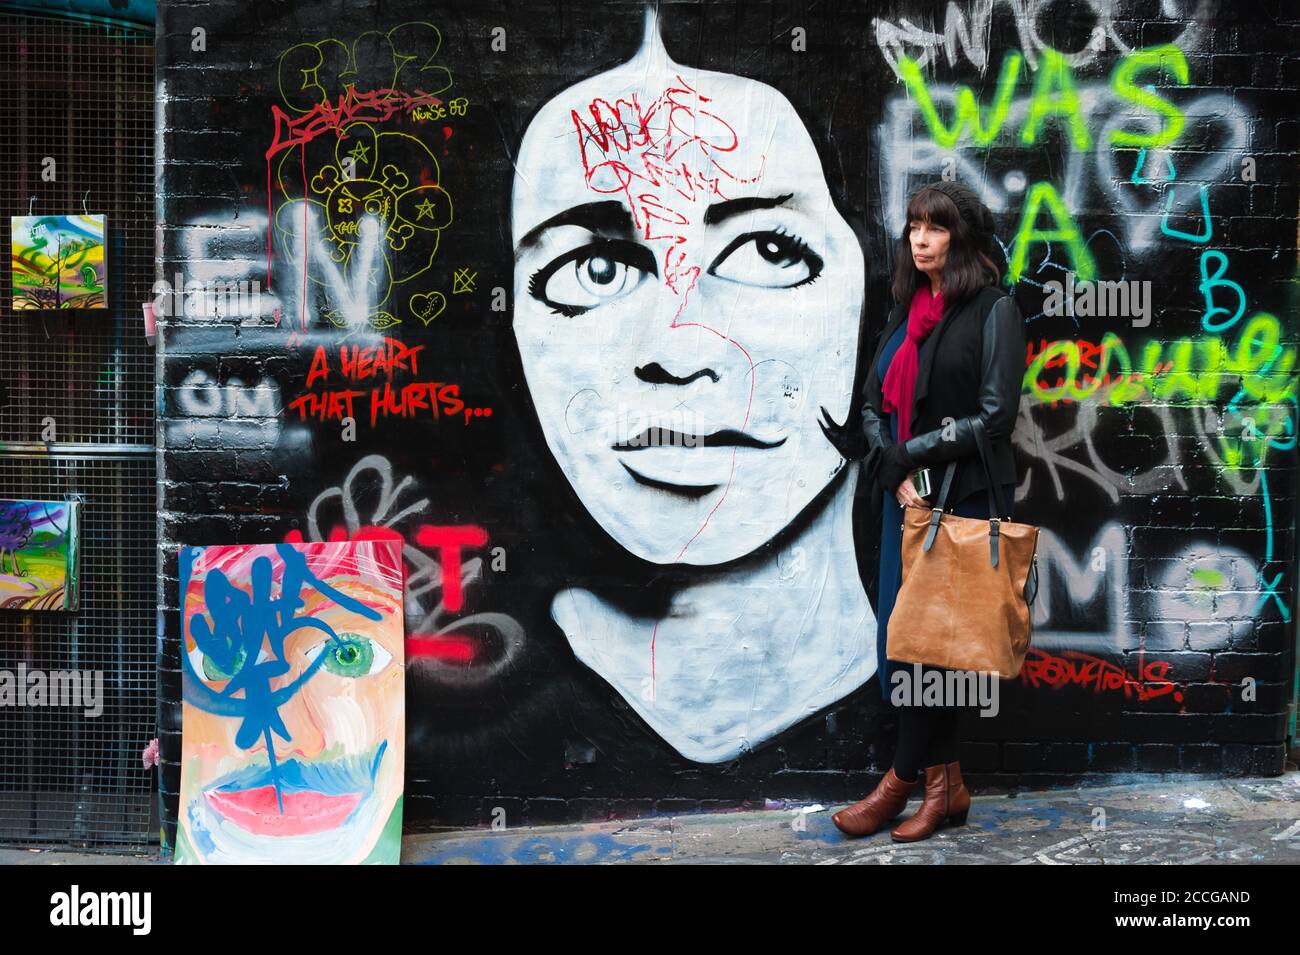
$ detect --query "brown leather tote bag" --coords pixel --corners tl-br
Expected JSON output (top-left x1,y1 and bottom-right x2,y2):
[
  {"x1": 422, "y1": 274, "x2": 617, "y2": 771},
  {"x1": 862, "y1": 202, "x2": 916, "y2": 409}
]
[{"x1": 886, "y1": 419, "x2": 1040, "y2": 679}]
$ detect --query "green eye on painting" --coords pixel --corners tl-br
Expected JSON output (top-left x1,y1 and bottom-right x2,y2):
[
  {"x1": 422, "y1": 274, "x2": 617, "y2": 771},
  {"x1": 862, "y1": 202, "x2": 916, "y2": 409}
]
[
  {"x1": 304, "y1": 632, "x2": 394, "y2": 678},
  {"x1": 202, "y1": 646, "x2": 247, "y2": 681},
  {"x1": 188, "y1": 642, "x2": 271, "y2": 683},
  {"x1": 325, "y1": 633, "x2": 374, "y2": 677}
]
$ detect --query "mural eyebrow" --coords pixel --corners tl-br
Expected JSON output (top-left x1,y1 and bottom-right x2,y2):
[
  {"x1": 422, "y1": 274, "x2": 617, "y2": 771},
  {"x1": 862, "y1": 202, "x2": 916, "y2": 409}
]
[
  {"x1": 515, "y1": 200, "x2": 636, "y2": 253},
  {"x1": 703, "y1": 193, "x2": 795, "y2": 225}
]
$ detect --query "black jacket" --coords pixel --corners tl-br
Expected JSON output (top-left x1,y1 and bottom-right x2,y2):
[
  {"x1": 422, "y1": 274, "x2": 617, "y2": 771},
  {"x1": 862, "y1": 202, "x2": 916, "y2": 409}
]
[{"x1": 860, "y1": 285, "x2": 1026, "y2": 509}]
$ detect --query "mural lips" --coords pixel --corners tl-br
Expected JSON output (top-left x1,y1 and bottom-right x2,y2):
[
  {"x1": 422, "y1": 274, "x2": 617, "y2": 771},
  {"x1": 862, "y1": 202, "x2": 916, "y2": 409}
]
[{"x1": 613, "y1": 426, "x2": 789, "y2": 492}]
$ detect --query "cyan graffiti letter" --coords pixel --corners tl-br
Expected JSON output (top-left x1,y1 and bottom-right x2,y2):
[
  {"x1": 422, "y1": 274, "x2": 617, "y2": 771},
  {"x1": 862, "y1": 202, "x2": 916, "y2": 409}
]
[{"x1": 1198, "y1": 250, "x2": 1247, "y2": 333}]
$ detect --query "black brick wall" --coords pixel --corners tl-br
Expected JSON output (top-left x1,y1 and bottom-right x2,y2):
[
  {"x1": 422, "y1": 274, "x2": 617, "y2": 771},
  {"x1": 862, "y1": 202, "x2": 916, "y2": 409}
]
[{"x1": 155, "y1": 0, "x2": 1300, "y2": 845}]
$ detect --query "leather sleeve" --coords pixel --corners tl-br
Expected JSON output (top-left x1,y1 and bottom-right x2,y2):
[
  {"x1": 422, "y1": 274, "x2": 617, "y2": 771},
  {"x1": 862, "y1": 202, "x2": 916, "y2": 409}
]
[
  {"x1": 859, "y1": 328, "x2": 894, "y2": 479},
  {"x1": 900, "y1": 293, "x2": 1026, "y2": 468},
  {"x1": 860, "y1": 387, "x2": 891, "y2": 479}
]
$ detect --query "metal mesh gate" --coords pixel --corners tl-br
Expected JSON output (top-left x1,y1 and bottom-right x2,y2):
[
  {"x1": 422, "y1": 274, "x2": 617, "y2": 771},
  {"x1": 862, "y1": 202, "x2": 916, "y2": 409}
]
[{"x1": 0, "y1": 11, "x2": 156, "y2": 851}]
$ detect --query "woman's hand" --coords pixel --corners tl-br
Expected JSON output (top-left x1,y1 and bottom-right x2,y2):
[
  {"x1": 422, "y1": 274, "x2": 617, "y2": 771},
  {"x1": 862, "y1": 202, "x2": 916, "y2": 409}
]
[
  {"x1": 895, "y1": 472, "x2": 928, "y2": 508},
  {"x1": 875, "y1": 442, "x2": 915, "y2": 498}
]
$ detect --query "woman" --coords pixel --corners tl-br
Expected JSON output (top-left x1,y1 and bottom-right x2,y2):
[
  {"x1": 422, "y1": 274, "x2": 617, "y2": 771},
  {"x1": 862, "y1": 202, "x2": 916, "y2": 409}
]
[{"x1": 832, "y1": 180, "x2": 1026, "y2": 842}]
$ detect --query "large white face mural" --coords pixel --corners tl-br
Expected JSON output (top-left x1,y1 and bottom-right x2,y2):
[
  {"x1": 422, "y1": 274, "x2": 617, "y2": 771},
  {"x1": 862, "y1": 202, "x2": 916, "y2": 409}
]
[{"x1": 511, "y1": 13, "x2": 875, "y2": 762}]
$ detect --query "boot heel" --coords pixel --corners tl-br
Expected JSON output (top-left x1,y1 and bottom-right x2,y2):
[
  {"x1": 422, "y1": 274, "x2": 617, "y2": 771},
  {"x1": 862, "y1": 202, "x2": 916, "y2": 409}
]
[{"x1": 948, "y1": 809, "x2": 969, "y2": 826}]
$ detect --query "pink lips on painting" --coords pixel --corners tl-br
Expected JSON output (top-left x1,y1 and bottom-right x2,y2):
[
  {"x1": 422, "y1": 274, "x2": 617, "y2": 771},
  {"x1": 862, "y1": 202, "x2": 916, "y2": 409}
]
[{"x1": 205, "y1": 785, "x2": 363, "y2": 837}]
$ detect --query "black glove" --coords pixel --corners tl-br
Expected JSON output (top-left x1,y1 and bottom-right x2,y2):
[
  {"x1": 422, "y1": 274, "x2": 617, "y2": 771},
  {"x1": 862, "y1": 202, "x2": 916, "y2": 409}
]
[
  {"x1": 818, "y1": 405, "x2": 864, "y2": 460},
  {"x1": 874, "y1": 441, "x2": 915, "y2": 497}
]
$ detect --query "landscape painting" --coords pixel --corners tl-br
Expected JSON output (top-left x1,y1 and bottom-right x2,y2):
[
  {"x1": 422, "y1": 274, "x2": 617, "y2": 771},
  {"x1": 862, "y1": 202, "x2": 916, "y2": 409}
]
[
  {"x1": 11, "y1": 214, "x2": 107, "y2": 310},
  {"x1": 0, "y1": 499, "x2": 80, "y2": 611}
]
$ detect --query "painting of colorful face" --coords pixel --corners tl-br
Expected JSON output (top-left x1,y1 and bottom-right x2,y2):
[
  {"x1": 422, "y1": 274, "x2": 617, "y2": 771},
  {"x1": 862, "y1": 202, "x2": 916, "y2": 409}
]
[
  {"x1": 510, "y1": 18, "x2": 865, "y2": 565},
  {"x1": 176, "y1": 541, "x2": 405, "y2": 864},
  {"x1": 0, "y1": 499, "x2": 79, "y2": 611},
  {"x1": 11, "y1": 215, "x2": 107, "y2": 310}
]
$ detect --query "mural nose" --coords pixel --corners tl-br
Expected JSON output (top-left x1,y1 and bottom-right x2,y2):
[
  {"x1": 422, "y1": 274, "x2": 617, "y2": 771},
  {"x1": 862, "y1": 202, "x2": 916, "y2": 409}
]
[{"x1": 634, "y1": 362, "x2": 720, "y2": 386}]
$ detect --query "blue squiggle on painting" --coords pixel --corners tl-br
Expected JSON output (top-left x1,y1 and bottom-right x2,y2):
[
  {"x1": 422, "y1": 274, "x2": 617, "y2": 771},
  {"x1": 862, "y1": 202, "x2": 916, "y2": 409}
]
[{"x1": 179, "y1": 543, "x2": 384, "y2": 810}]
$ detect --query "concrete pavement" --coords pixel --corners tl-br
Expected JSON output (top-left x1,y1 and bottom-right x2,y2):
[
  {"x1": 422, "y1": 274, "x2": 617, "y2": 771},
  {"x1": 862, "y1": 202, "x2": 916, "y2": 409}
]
[{"x1": 4, "y1": 772, "x2": 1300, "y2": 864}]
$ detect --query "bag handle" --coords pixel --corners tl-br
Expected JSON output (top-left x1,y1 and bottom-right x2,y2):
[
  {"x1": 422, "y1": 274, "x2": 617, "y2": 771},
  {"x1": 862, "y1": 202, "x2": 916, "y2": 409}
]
[
  {"x1": 971, "y1": 417, "x2": 1009, "y2": 519},
  {"x1": 921, "y1": 417, "x2": 1008, "y2": 567}
]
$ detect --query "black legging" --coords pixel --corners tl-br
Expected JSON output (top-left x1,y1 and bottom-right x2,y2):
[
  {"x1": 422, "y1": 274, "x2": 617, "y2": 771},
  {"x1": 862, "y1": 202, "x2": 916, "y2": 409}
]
[{"x1": 893, "y1": 705, "x2": 961, "y2": 782}]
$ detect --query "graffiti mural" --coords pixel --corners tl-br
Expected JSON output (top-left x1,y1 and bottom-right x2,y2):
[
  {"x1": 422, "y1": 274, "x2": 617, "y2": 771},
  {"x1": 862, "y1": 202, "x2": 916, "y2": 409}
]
[
  {"x1": 510, "y1": 13, "x2": 874, "y2": 761},
  {"x1": 268, "y1": 23, "x2": 457, "y2": 332},
  {"x1": 874, "y1": 0, "x2": 1296, "y2": 718},
  {"x1": 176, "y1": 541, "x2": 405, "y2": 864},
  {"x1": 156, "y1": 0, "x2": 1300, "y2": 842}
]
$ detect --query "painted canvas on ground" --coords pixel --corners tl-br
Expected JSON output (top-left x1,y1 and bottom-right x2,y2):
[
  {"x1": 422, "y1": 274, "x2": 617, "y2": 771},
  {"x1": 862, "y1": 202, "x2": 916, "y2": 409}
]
[
  {"x1": 176, "y1": 540, "x2": 405, "y2": 864},
  {"x1": 10, "y1": 214, "x2": 107, "y2": 310},
  {"x1": 0, "y1": 499, "x2": 80, "y2": 611}
]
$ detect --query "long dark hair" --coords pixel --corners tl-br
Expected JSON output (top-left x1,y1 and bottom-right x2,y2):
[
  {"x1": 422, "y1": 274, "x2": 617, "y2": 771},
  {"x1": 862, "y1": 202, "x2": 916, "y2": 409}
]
[{"x1": 891, "y1": 186, "x2": 1000, "y2": 309}]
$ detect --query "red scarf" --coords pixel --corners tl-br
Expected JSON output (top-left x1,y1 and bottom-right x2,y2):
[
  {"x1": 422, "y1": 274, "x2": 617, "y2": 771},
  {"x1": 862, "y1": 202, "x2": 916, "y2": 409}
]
[{"x1": 881, "y1": 285, "x2": 945, "y2": 441}]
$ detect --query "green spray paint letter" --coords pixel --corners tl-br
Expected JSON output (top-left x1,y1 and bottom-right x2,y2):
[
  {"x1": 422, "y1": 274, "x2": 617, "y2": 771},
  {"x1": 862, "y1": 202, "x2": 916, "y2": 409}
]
[
  {"x1": 1007, "y1": 181, "x2": 1096, "y2": 284},
  {"x1": 1108, "y1": 44, "x2": 1189, "y2": 149},
  {"x1": 896, "y1": 51, "x2": 1023, "y2": 149}
]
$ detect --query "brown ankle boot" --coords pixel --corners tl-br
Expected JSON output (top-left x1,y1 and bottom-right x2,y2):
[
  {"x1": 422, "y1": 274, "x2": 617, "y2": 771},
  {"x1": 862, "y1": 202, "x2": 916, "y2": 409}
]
[
  {"x1": 832, "y1": 768, "x2": 918, "y2": 838},
  {"x1": 890, "y1": 761, "x2": 971, "y2": 842}
]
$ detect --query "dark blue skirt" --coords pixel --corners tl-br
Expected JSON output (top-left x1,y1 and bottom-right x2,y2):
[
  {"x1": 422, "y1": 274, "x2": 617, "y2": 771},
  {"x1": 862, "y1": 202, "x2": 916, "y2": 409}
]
[{"x1": 876, "y1": 479, "x2": 1017, "y2": 704}]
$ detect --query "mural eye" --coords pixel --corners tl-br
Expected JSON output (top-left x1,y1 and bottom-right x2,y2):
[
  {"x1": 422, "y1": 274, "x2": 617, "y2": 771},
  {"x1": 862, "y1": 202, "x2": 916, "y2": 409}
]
[
  {"x1": 187, "y1": 644, "x2": 269, "y2": 682},
  {"x1": 708, "y1": 230, "x2": 824, "y2": 288},
  {"x1": 306, "y1": 632, "x2": 393, "y2": 678},
  {"x1": 528, "y1": 239, "x2": 657, "y2": 316}
]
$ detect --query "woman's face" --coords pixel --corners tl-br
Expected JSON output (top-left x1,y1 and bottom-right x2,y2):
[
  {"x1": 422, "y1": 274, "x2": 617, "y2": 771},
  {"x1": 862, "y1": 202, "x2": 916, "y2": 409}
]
[
  {"x1": 510, "y1": 49, "x2": 865, "y2": 565},
  {"x1": 176, "y1": 544, "x2": 404, "y2": 864},
  {"x1": 909, "y1": 218, "x2": 950, "y2": 283}
]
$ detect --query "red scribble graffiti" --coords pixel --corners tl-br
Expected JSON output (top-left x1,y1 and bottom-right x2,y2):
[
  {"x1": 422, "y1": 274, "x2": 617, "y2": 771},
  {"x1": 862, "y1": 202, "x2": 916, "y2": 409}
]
[
  {"x1": 1019, "y1": 647, "x2": 1184, "y2": 702},
  {"x1": 266, "y1": 87, "x2": 444, "y2": 161},
  {"x1": 264, "y1": 86, "x2": 445, "y2": 298},
  {"x1": 572, "y1": 76, "x2": 763, "y2": 309},
  {"x1": 1027, "y1": 338, "x2": 1106, "y2": 371},
  {"x1": 571, "y1": 76, "x2": 768, "y2": 695},
  {"x1": 1025, "y1": 337, "x2": 1155, "y2": 407}
]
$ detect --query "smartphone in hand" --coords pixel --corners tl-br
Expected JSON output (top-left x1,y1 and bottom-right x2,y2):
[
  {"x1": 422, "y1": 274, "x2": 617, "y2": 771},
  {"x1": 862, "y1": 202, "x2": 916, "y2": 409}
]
[{"x1": 909, "y1": 467, "x2": 932, "y2": 499}]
